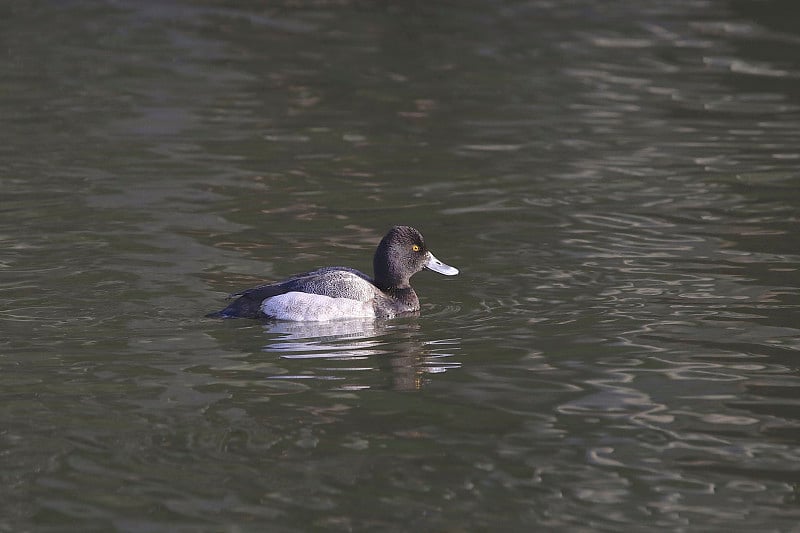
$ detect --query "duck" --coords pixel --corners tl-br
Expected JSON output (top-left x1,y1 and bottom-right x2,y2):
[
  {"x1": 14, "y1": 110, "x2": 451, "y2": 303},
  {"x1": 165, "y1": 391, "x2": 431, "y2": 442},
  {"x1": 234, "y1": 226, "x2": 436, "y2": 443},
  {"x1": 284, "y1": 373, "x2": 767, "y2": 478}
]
[{"x1": 207, "y1": 225, "x2": 459, "y2": 321}]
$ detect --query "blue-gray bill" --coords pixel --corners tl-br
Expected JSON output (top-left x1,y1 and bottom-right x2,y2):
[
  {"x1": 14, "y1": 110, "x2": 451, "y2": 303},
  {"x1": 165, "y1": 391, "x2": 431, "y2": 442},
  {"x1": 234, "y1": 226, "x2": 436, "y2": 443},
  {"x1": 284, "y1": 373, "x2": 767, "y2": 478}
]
[{"x1": 425, "y1": 252, "x2": 459, "y2": 276}]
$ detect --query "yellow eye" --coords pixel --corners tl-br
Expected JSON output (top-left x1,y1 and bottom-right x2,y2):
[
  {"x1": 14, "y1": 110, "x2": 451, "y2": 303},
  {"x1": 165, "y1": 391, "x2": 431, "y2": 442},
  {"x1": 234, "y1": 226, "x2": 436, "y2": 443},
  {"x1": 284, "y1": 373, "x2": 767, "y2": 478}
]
[{"x1": 412, "y1": 244, "x2": 421, "y2": 252}]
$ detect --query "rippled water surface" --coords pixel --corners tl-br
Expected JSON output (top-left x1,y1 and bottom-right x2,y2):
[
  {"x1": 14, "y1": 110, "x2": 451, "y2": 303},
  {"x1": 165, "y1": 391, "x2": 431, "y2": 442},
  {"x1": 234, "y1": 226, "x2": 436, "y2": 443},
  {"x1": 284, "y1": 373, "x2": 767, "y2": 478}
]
[{"x1": 2, "y1": 1, "x2": 800, "y2": 530}]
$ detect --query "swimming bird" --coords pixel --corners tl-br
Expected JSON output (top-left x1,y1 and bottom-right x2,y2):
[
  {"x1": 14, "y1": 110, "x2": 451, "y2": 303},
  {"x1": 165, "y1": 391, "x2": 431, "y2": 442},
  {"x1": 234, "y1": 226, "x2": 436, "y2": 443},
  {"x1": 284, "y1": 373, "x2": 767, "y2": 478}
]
[{"x1": 207, "y1": 225, "x2": 458, "y2": 321}]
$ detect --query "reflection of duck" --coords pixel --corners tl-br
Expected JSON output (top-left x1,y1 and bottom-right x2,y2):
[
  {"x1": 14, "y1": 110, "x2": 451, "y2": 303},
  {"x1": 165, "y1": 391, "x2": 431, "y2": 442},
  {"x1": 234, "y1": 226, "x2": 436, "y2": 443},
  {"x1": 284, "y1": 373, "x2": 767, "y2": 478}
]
[
  {"x1": 264, "y1": 319, "x2": 386, "y2": 359},
  {"x1": 208, "y1": 226, "x2": 458, "y2": 321},
  {"x1": 265, "y1": 318, "x2": 384, "y2": 341},
  {"x1": 262, "y1": 320, "x2": 461, "y2": 391}
]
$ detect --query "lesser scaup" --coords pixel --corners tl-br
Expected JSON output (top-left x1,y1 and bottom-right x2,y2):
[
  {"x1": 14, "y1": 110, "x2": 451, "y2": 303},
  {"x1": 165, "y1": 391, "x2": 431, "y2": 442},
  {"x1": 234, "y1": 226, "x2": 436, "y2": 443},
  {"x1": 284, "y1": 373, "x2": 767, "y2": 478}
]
[{"x1": 208, "y1": 225, "x2": 459, "y2": 321}]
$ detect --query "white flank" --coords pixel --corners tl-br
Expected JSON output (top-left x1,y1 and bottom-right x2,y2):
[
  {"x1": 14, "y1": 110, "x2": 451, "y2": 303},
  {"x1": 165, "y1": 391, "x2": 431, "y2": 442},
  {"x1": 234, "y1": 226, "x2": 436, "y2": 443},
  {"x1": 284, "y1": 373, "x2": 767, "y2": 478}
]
[{"x1": 261, "y1": 292, "x2": 375, "y2": 322}]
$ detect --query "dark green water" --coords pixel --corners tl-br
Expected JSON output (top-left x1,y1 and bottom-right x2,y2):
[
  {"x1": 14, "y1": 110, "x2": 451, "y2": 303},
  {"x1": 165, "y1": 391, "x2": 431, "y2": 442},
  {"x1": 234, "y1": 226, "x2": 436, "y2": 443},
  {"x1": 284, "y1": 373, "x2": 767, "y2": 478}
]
[{"x1": 2, "y1": 1, "x2": 800, "y2": 531}]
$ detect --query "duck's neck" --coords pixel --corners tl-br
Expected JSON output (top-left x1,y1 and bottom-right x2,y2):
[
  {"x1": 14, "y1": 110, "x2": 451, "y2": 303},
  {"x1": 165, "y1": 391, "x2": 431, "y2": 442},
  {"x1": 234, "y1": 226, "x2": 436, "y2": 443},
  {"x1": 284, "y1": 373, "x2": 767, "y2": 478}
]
[
  {"x1": 374, "y1": 276, "x2": 409, "y2": 291},
  {"x1": 384, "y1": 286, "x2": 420, "y2": 311}
]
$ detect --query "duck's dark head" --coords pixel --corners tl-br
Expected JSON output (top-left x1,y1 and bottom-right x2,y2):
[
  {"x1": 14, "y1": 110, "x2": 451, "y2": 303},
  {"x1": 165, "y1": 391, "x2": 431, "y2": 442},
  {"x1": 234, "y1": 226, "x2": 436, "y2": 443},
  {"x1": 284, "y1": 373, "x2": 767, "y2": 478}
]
[{"x1": 373, "y1": 225, "x2": 458, "y2": 290}]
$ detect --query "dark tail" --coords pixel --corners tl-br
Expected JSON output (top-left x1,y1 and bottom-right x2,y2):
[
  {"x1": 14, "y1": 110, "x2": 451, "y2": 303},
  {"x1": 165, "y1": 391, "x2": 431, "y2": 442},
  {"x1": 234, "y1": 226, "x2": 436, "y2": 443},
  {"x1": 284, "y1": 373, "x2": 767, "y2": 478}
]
[{"x1": 205, "y1": 294, "x2": 266, "y2": 319}]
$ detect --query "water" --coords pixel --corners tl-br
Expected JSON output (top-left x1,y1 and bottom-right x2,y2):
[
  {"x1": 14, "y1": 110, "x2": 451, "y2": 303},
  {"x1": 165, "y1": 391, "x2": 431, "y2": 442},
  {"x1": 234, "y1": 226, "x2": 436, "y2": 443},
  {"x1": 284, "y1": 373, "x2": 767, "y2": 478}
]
[{"x1": 2, "y1": 0, "x2": 800, "y2": 530}]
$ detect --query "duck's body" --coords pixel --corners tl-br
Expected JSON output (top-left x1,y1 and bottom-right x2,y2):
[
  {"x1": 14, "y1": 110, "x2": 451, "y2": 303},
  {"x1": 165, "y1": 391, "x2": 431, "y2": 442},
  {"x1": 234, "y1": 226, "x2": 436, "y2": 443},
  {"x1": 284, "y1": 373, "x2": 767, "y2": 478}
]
[
  {"x1": 208, "y1": 226, "x2": 458, "y2": 321},
  {"x1": 211, "y1": 266, "x2": 418, "y2": 320}
]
